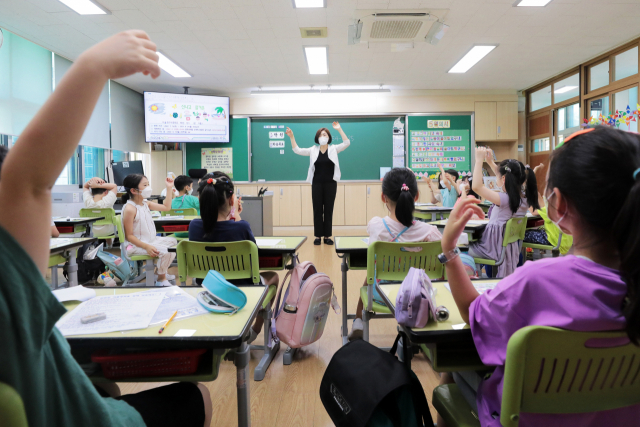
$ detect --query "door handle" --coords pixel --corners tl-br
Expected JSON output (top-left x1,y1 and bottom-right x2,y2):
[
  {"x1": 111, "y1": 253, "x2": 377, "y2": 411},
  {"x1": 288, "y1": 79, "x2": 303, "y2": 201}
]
[
  {"x1": 498, "y1": 126, "x2": 501, "y2": 134},
  {"x1": 280, "y1": 188, "x2": 283, "y2": 196}
]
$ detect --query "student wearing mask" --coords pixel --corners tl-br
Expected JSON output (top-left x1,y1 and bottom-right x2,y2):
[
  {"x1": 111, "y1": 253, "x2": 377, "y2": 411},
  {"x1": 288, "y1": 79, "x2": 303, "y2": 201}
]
[
  {"x1": 172, "y1": 175, "x2": 200, "y2": 215},
  {"x1": 287, "y1": 122, "x2": 351, "y2": 246}
]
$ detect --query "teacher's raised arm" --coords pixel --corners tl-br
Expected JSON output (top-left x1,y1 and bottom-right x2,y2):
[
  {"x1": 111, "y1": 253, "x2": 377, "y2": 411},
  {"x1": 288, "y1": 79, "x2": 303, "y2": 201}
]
[
  {"x1": 332, "y1": 121, "x2": 350, "y2": 153},
  {"x1": 287, "y1": 127, "x2": 311, "y2": 156}
]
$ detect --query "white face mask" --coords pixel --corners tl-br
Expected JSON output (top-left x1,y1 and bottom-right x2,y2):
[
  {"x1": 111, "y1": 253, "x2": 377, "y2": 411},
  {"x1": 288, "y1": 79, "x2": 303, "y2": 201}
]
[
  {"x1": 319, "y1": 136, "x2": 329, "y2": 146},
  {"x1": 440, "y1": 180, "x2": 446, "y2": 187},
  {"x1": 140, "y1": 187, "x2": 153, "y2": 199},
  {"x1": 187, "y1": 187, "x2": 193, "y2": 195}
]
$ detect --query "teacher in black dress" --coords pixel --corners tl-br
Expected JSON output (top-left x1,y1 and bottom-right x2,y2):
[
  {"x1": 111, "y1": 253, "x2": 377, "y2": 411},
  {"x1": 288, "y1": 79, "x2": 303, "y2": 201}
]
[{"x1": 286, "y1": 122, "x2": 351, "y2": 245}]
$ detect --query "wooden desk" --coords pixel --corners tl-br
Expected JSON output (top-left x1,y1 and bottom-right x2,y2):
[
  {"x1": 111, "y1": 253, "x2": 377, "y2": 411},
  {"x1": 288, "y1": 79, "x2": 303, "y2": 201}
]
[
  {"x1": 63, "y1": 286, "x2": 267, "y2": 427},
  {"x1": 153, "y1": 215, "x2": 199, "y2": 232},
  {"x1": 49, "y1": 237, "x2": 97, "y2": 288},
  {"x1": 53, "y1": 217, "x2": 104, "y2": 237}
]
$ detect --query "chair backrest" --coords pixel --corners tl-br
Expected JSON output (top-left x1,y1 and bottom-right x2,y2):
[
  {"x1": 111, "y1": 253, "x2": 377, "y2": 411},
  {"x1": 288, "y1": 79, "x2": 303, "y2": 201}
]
[
  {"x1": 503, "y1": 217, "x2": 527, "y2": 247},
  {"x1": 161, "y1": 208, "x2": 197, "y2": 217},
  {"x1": 501, "y1": 326, "x2": 640, "y2": 427},
  {"x1": 0, "y1": 382, "x2": 28, "y2": 427},
  {"x1": 113, "y1": 215, "x2": 131, "y2": 261},
  {"x1": 366, "y1": 241, "x2": 443, "y2": 284},
  {"x1": 176, "y1": 240, "x2": 260, "y2": 284},
  {"x1": 79, "y1": 207, "x2": 116, "y2": 226}
]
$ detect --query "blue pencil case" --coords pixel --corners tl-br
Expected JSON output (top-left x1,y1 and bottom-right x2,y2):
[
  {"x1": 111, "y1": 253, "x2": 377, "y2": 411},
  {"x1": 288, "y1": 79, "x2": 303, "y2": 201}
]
[{"x1": 197, "y1": 270, "x2": 247, "y2": 315}]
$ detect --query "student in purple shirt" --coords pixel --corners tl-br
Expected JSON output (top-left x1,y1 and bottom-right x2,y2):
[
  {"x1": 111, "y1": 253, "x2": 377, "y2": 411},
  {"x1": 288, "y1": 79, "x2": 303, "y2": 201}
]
[{"x1": 438, "y1": 126, "x2": 640, "y2": 427}]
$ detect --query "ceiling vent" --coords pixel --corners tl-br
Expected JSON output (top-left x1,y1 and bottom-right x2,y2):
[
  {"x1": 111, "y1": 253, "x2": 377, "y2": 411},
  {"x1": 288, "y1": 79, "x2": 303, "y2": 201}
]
[
  {"x1": 300, "y1": 27, "x2": 327, "y2": 38},
  {"x1": 349, "y1": 10, "x2": 448, "y2": 45}
]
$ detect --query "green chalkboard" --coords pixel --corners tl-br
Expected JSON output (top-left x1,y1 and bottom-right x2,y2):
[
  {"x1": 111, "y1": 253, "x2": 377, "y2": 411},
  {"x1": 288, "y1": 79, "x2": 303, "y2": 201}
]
[
  {"x1": 185, "y1": 117, "x2": 249, "y2": 181},
  {"x1": 407, "y1": 115, "x2": 472, "y2": 179},
  {"x1": 251, "y1": 117, "x2": 396, "y2": 181}
]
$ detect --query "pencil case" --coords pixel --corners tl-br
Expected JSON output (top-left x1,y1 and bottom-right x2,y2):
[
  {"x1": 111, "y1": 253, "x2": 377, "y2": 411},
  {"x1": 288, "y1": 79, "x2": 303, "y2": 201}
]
[{"x1": 197, "y1": 270, "x2": 247, "y2": 314}]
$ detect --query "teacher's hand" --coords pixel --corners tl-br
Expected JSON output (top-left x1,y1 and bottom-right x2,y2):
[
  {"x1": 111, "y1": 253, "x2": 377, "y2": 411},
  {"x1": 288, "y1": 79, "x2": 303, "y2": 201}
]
[
  {"x1": 332, "y1": 121, "x2": 341, "y2": 130},
  {"x1": 285, "y1": 127, "x2": 294, "y2": 138}
]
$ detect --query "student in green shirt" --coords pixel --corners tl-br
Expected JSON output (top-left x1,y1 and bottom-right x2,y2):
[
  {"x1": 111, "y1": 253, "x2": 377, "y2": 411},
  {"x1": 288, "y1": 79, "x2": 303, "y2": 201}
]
[
  {"x1": 0, "y1": 31, "x2": 212, "y2": 427},
  {"x1": 172, "y1": 175, "x2": 201, "y2": 214}
]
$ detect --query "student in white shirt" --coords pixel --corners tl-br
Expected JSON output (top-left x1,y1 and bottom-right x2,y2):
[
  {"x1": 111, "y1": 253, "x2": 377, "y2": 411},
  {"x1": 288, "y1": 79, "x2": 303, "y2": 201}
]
[{"x1": 83, "y1": 177, "x2": 117, "y2": 238}]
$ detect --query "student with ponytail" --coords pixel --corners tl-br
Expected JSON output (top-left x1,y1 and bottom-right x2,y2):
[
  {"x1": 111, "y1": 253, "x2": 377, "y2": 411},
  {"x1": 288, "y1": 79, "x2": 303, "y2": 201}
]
[
  {"x1": 348, "y1": 168, "x2": 442, "y2": 340},
  {"x1": 469, "y1": 147, "x2": 539, "y2": 277},
  {"x1": 437, "y1": 126, "x2": 640, "y2": 427}
]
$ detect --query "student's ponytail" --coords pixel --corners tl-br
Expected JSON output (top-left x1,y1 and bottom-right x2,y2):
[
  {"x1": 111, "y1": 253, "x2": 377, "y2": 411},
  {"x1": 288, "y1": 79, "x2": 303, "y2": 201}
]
[
  {"x1": 499, "y1": 159, "x2": 522, "y2": 214},
  {"x1": 546, "y1": 126, "x2": 640, "y2": 343},
  {"x1": 198, "y1": 172, "x2": 234, "y2": 239},
  {"x1": 121, "y1": 174, "x2": 144, "y2": 204},
  {"x1": 381, "y1": 168, "x2": 418, "y2": 228},
  {"x1": 523, "y1": 162, "x2": 540, "y2": 211}
]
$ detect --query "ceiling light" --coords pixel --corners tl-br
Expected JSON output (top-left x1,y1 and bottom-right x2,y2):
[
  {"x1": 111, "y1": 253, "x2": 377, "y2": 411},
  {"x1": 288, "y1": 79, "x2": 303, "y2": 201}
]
[
  {"x1": 251, "y1": 86, "x2": 390, "y2": 95},
  {"x1": 304, "y1": 47, "x2": 328, "y2": 75},
  {"x1": 58, "y1": 0, "x2": 108, "y2": 15},
  {"x1": 448, "y1": 45, "x2": 497, "y2": 73},
  {"x1": 554, "y1": 86, "x2": 577, "y2": 94},
  {"x1": 292, "y1": 0, "x2": 325, "y2": 7},
  {"x1": 157, "y1": 52, "x2": 191, "y2": 78},
  {"x1": 514, "y1": 0, "x2": 552, "y2": 6}
]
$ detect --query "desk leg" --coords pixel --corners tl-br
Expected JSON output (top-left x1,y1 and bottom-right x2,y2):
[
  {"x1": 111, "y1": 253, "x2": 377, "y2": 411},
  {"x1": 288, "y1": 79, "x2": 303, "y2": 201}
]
[
  {"x1": 67, "y1": 249, "x2": 79, "y2": 287},
  {"x1": 234, "y1": 341, "x2": 251, "y2": 427},
  {"x1": 283, "y1": 346, "x2": 298, "y2": 365},
  {"x1": 432, "y1": 213, "x2": 437, "y2": 222},
  {"x1": 339, "y1": 254, "x2": 349, "y2": 346},
  {"x1": 50, "y1": 266, "x2": 59, "y2": 289}
]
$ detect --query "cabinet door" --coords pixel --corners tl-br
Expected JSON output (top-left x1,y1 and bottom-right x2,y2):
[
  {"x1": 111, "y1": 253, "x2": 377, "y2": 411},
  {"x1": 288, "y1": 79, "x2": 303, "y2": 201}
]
[
  {"x1": 272, "y1": 186, "x2": 280, "y2": 226},
  {"x1": 497, "y1": 101, "x2": 518, "y2": 140},
  {"x1": 235, "y1": 185, "x2": 258, "y2": 197},
  {"x1": 344, "y1": 184, "x2": 367, "y2": 225},
  {"x1": 280, "y1": 186, "x2": 301, "y2": 226},
  {"x1": 417, "y1": 182, "x2": 432, "y2": 204},
  {"x1": 150, "y1": 151, "x2": 167, "y2": 194},
  {"x1": 301, "y1": 185, "x2": 314, "y2": 226},
  {"x1": 166, "y1": 151, "x2": 183, "y2": 176},
  {"x1": 366, "y1": 184, "x2": 386, "y2": 222},
  {"x1": 475, "y1": 102, "x2": 497, "y2": 141},
  {"x1": 333, "y1": 185, "x2": 345, "y2": 226}
]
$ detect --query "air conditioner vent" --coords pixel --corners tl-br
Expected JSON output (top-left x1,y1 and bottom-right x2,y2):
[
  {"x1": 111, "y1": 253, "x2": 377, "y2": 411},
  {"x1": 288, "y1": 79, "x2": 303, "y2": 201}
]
[
  {"x1": 370, "y1": 20, "x2": 423, "y2": 39},
  {"x1": 300, "y1": 27, "x2": 327, "y2": 38}
]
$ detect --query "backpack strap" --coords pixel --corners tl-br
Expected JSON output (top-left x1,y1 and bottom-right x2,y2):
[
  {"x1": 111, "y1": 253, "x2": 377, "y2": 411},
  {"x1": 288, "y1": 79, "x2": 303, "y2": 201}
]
[
  {"x1": 382, "y1": 218, "x2": 410, "y2": 243},
  {"x1": 409, "y1": 373, "x2": 434, "y2": 427},
  {"x1": 271, "y1": 269, "x2": 293, "y2": 340}
]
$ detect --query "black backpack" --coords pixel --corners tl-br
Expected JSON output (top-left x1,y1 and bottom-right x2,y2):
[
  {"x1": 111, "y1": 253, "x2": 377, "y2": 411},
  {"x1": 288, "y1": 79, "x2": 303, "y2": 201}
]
[
  {"x1": 63, "y1": 242, "x2": 105, "y2": 284},
  {"x1": 320, "y1": 336, "x2": 434, "y2": 427}
]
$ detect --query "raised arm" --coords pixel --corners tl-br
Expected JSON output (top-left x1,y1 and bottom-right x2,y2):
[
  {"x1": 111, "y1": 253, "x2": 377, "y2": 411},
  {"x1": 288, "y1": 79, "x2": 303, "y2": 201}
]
[
  {"x1": 437, "y1": 162, "x2": 452, "y2": 191},
  {"x1": 90, "y1": 179, "x2": 118, "y2": 194},
  {"x1": 485, "y1": 147, "x2": 499, "y2": 176},
  {"x1": 332, "y1": 121, "x2": 351, "y2": 153},
  {"x1": 287, "y1": 127, "x2": 311, "y2": 156},
  {"x1": 472, "y1": 147, "x2": 501, "y2": 205},
  {"x1": 147, "y1": 177, "x2": 174, "y2": 211},
  {"x1": 0, "y1": 31, "x2": 160, "y2": 274}
]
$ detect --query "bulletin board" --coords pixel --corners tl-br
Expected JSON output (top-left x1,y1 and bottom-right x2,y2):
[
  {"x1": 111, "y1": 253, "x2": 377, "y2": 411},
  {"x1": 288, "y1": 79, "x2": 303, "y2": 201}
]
[
  {"x1": 201, "y1": 147, "x2": 233, "y2": 178},
  {"x1": 407, "y1": 115, "x2": 472, "y2": 178}
]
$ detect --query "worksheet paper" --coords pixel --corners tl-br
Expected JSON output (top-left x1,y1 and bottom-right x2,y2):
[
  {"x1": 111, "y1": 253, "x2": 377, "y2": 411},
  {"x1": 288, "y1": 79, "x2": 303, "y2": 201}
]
[
  {"x1": 56, "y1": 292, "x2": 165, "y2": 336},
  {"x1": 445, "y1": 281, "x2": 499, "y2": 295},
  {"x1": 52, "y1": 286, "x2": 96, "y2": 303},
  {"x1": 140, "y1": 287, "x2": 208, "y2": 325},
  {"x1": 256, "y1": 239, "x2": 282, "y2": 247}
]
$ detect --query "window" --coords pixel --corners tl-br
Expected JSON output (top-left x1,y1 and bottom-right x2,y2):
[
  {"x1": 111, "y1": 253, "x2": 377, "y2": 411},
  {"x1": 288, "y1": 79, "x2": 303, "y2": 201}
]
[
  {"x1": 613, "y1": 86, "x2": 638, "y2": 132},
  {"x1": 55, "y1": 147, "x2": 80, "y2": 186},
  {"x1": 111, "y1": 150, "x2": 151, "y2": 177},
  {"x1": 531, "y1": 137, "x2": 550, "y2": 153},
  {"x1": 556, "y1": 103, "x2": 580, "y2": 146},
  {"x1": 589, "y1": 96, "x2": 610, "y2": 120},
  {"x1": 614, "y1": 47, "x2": 638, "y2": 81},
  {"x1": 590, "y1": 61, "x2": 610, "y2": 91},
  {"x1": 530, "y1": 86, "x2": 552, "y2": 111},
  {"x1": 82, "y1": 146, "x2": 106, "y2": 183},
  {"x1": 553, "y1": 74, "x2": 579, "y2": 103}
]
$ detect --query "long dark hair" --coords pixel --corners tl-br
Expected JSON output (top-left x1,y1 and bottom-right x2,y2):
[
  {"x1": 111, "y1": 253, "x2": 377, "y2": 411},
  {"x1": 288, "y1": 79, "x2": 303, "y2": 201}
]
[
  {"x1": 463, "y1": 176, "x2": 480, "y2": 199},
  {"x1": 547, "y1": 126, "x2": 640, "y2": 343},
  {"x1": 382, "y1": 168, "x2": 418, "y2": 228},
  {"x1": 198, "y1": 171, "x2": 234, "y2": 238},
  {"x1": 121, "y1": 174, "x2": 145, "y2": 203},
  {"x1": 498, "y1": 159, "x2": 539, "y2": 214},
  {"x1": 314, "y1": 128, "x2": 332, "y2": 144}
]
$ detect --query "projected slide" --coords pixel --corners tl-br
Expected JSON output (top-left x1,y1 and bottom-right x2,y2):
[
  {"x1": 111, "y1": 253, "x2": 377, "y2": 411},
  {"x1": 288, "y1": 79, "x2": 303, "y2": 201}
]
[{"x1": 144, "y1": 92, "x2": 230, "y2": 143}]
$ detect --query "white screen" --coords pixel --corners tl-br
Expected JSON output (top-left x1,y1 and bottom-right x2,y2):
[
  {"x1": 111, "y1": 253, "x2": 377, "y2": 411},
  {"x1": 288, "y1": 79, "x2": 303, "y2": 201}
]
[{"x1": 144, "y1": 92, "x2": 230, "y2": 143}]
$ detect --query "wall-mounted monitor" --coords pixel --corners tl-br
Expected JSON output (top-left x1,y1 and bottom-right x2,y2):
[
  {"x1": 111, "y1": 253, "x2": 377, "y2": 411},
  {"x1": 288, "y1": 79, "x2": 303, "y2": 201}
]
[{"x1": 144, "y1": 92, "x2": 230, "y2": 143}]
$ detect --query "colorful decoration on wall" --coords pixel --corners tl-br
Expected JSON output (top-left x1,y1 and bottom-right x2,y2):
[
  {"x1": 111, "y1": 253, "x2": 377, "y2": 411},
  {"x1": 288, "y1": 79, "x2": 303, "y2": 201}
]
[{"x1": 583, "y1": 104, "x2": 639, "y2": 128}]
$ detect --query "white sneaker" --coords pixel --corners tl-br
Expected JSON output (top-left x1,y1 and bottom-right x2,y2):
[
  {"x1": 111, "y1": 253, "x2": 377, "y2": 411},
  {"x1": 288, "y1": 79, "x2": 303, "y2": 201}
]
[
  {"x1": 155, "y1": 280, "x2": 173, "y2": 287},
  {"x1": 348, "y1": 318, "x2": 364, "y2": 341}
]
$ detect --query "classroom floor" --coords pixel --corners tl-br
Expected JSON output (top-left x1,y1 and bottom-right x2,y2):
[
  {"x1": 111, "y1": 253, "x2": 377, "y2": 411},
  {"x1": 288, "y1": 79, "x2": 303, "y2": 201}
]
[{"x1": 107, "y1": 228, "x2": 441, "y2": 426}]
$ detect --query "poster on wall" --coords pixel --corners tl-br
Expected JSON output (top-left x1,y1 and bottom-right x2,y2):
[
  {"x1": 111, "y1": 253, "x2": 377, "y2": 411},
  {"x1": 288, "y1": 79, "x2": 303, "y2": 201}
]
[{"x1": 201, "y1": 148, "x2": 233, "y2": 178}]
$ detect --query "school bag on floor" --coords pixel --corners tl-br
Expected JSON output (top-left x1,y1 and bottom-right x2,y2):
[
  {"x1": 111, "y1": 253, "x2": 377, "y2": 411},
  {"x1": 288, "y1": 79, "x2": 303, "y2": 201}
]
[
  {"x1": 272, "y1": 258, "x2": 339, "y2": 348},
  {"x1": 63, "y1": 241, "x2": 105, "y2": 283},
  {"x1": 320, "y1": 337, "x2": 433, "y2": 427}
]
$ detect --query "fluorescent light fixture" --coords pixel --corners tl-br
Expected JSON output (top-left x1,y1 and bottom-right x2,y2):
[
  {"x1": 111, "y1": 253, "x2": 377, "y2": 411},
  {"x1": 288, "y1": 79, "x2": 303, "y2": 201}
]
[
  {"x1": 292, "y1": 0, "x2": 326, "y2": 7},
  {"x1": 58, "y1": 0, "x2": 108, "y2": 15},
  {"x1": 514, "y1": 0, "x2": 552, "y2": 6},
  {"x1": 157, "y1": 52, "x2": 191, "y2": 78},
  {"x1": 251, "y1": 87, "x2": 390, "y2": 95},
  {"x1": 554, "y1": 86, "x2": 577, "y2": 94},
  {"x1": 448, "y1": 45, "x2": 497, "y2": 73},
  {"x1": 304, "y1": 46, "x2": 328, "y2": 75}
]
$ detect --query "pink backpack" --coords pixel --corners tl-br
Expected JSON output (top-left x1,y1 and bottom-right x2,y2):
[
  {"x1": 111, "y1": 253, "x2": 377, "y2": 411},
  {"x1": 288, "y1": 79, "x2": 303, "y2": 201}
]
[{"x1": 272, "y1": 260, "x2": 338, "y2": 348}]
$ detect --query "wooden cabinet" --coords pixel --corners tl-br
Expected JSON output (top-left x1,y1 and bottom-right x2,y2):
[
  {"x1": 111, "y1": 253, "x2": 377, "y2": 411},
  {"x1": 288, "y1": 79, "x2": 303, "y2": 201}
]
[
  {"x1": 344, "y1": 184, "x2": 367, "y2": 225},
  {"x1": 150, "y1": 151, "x2": 183, "y2": 194},
  {"x1": 279, "y1": 186, "x2": 301, "y2": 226},
  {"x1": 475, "y1": 101, "x2": 518, "y2": 141},
  {"x1": 417, "y1": 182, "x2": 434, "y2": 204},
  {"x1": 235, "y1": 185, "x2": 258, "y2": 197},
  {"x1": 272, "y1": 186, "x2": 280, "y2": 226},
  {"x1": 333, "y1": 185, "x2": 345, "y2": 226},
  {"x1": 301, "y1": 185, "x2": 314, "y2": 226},
  {"x1": 366, "y1": 184, "x2": 386, "y2": 221}
]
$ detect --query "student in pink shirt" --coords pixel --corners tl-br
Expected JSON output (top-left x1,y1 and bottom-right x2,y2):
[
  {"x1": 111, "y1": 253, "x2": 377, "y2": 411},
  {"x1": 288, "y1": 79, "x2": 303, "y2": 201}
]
[
  {"x1": 349, "y1": 168, "x2": 442, "y2": 340},
  {"x1": 437, "y1": 126, "x2": 640, "y2": 426}
]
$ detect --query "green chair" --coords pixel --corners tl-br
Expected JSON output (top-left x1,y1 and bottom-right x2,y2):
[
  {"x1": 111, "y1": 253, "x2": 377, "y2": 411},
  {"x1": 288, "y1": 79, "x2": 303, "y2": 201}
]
[
  {"x1": 0, "y1": 382, "x2": 28, "y2": 427},
  {"x1": 361, "y1": 241, "x2": 443, "y2": 342},
  {"x1": 473, "y1": 217, "x2": 527, "y2": 278},
  {"x1": 161, "y1": 208, "x2": 197, "y2": 216},
  {"x1": 176, "y1": 240, "x2": 278, "y2": 381},
  {"x1": 523, "y1": 232, "x2": 564, "y2": 260},
  {"x1": 432, "y1": 326, "x2": 640, "y2": 427},
  {"x1": 114, "y1": 215, "x2": 156, "y2": 287},
  {"x1": 79, "y1": 208, "x2": 117, "y2": 246}
]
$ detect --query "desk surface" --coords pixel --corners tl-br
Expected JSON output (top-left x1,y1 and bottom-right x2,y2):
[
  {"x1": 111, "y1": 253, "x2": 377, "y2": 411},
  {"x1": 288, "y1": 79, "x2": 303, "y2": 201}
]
[
  {"x1": 168, "y1": 236, "x2": 307, "y2": 253},
  {"x1": 379, "y1": 279, "x2": 499, "y2": 342},
  {"x1": 153, "y1": 215, "x2": 199, "y2": 223},
  {"x1": 62, "y1": 286, "x2": 267, "y2": 348},
  {"x1": 335, "y1": 236, "x2": 369, "y2": 253},
  {"x1": 414, "y1": 205, "x2": 453, "y2": 212},
  {"x1": 53, "y1": 217, "x2": 104, "y2": 226},
  {"x1": 50, "y1": 237, "x2": 96, "y2": 254},
  {"x1": 430, "y1": 219, "x2": 489, "y2": 229}
]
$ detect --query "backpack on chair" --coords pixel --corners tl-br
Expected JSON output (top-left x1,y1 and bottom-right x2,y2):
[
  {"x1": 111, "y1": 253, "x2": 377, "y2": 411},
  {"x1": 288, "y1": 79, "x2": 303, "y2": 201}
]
[
  {"x1": 272, "y1": 259, "x2": 338, "y2": 348},
  {"x1": 320, "y1": 337, "x2": 434, "y2": 427}
]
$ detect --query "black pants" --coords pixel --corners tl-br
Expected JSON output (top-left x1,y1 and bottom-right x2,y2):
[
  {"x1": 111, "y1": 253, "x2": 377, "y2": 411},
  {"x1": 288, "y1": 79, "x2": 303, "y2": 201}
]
[{"x1": 312, "y1": 180, "x2": 337, "y2": 238}]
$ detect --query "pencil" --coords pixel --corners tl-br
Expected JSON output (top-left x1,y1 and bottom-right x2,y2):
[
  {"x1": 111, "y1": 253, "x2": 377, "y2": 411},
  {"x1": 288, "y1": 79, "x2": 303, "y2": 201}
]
[{"x1": 159, "y1": 310, "x2": 178, "y2": 334}]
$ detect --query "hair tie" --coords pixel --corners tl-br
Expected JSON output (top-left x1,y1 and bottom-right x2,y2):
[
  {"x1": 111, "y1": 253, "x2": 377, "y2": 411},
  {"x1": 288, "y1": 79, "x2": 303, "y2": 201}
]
[
  {"x1": 504, "y1": 166, "x2": 511, "y2": 172},
  {"x1": 207, "y1": 178, "x2": 216, "y2": 185},
  {"x1": 634, "y1": 168, "x2": 640, "y2": 181},
  {"x1": 401, "y1": 183, "x2": 410, "y2": 192},
  {"x1": 525, "y1": 164, "x2": 530, "y2": 169}
]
